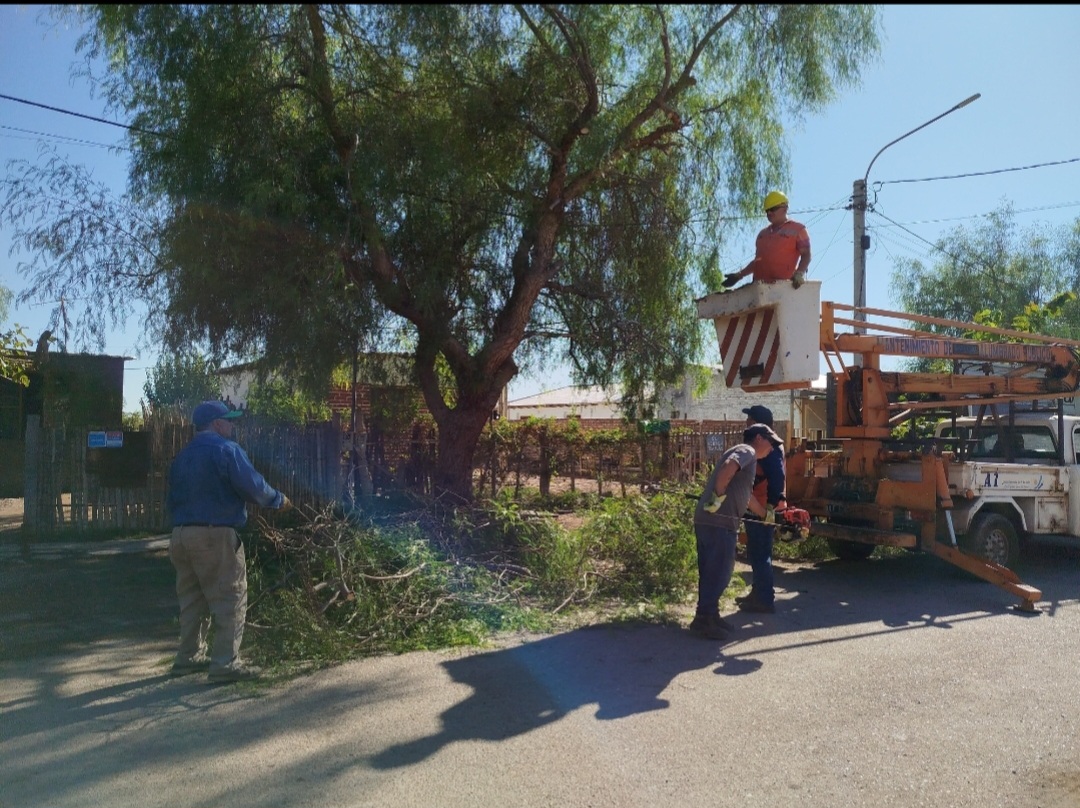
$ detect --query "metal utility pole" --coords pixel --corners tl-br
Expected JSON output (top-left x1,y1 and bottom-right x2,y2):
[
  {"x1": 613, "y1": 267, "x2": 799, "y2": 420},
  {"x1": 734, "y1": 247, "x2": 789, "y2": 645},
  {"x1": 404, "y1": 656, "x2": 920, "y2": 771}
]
[{"x1": 852, "y1": 93, "x2": 981, "y2": 335}]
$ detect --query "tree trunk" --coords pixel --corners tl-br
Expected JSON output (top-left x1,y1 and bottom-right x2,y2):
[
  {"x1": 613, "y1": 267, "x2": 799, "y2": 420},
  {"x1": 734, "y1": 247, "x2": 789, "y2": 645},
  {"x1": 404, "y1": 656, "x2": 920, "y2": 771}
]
[{"x1": 431, "y1": 407, "x2": 491, "y2": 504}]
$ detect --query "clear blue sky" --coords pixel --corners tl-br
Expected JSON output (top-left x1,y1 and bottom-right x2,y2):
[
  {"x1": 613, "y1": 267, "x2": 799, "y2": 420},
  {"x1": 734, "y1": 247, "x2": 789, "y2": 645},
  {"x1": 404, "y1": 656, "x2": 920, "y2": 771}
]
[{"x1": 2, "y1": 5, "x2": 1079, "y2": 411}]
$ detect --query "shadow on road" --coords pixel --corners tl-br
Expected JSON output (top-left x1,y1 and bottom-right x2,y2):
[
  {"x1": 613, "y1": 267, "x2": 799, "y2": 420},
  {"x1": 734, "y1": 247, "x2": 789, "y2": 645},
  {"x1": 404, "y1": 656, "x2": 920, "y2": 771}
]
[
  {"x1": 719, "y1": 538, "x2": 1079, "y2": 657},
  {"x1": 370, "y1": 620, "x2": 739, "y2": 769},
  {"x1": 0, "y1": 550, "x2": 177, "y2": 661}
]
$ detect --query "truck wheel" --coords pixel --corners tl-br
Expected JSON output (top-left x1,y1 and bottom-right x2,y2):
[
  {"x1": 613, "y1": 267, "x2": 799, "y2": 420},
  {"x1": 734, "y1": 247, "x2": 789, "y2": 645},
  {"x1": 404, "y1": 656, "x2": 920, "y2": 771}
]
[
  {"x1": 963, "y1": 513, "x2": 1020, "y2": 568},
  {"x1": 827, "y1": 539, "x2": 875, "y2": 561}
]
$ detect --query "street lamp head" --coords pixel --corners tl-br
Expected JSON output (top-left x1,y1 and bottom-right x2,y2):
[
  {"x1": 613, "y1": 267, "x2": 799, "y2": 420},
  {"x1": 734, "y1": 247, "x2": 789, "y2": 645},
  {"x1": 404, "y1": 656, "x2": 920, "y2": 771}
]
[
  {"x1": 955, "y1": 93, "x2": 981, "y2": 110},
  {"x1": 862, "y1": 92, "x2": 982, "y2": 184}
]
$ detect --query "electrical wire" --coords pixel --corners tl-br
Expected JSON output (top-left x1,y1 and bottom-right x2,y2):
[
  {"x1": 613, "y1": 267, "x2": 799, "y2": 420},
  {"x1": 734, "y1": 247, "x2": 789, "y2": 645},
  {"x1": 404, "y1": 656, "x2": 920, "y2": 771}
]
[
  {"x1": 0, "y1": 124, "x2": 125, "y2": 150},
  {"x1": 880, "y1": 157, "x2": 1080, "y2": 186},
  {"x1": 0, "y1": 92, "x2": 164, "y2": 138},
  {"x1": 870, "y1": 200, "x2": 1080, "y2": 229}
]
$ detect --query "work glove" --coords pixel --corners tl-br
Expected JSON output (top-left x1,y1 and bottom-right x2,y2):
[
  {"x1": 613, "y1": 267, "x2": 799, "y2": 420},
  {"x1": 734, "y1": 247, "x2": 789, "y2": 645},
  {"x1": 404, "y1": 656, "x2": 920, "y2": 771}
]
[
  {"x1": 764, "y1": 505, "x2": 776, "y2": 524},
  {"x1": 721, "y1": 272, "x2": 742, "y2": 289},
  {"x1": 791, "y1": 270, "x2": 806, "y2": 289},
  {"x1": 280, "y1": 495, "x2": 293, "y2": 512},
  {"x1": 703, "y1": 493, "x2": 727, "y2": 513}
]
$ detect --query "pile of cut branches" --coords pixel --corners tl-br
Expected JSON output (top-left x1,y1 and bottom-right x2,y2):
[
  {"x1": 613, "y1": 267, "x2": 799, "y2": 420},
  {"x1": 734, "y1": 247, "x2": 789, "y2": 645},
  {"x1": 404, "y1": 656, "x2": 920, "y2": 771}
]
[{"x1": 243, "y1": 505, "x2": 542, "y2": 667}]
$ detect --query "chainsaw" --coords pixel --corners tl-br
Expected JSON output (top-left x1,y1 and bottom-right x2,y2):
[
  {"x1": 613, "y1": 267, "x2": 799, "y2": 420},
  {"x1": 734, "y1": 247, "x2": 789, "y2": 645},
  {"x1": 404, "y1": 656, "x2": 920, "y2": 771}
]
[
  {"x1": 686, "y1": 494, "x2": 811, "y2": 543},
  {"x1": 773, "y1": 506, "x2": 811, "y2": 543}
]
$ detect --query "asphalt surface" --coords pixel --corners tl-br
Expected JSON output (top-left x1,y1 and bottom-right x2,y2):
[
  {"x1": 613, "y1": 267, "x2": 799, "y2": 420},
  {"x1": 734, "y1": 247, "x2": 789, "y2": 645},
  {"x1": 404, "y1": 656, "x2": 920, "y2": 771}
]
[{"x1": 2, "y1": 536, "x2": 1080, "y2": 808}]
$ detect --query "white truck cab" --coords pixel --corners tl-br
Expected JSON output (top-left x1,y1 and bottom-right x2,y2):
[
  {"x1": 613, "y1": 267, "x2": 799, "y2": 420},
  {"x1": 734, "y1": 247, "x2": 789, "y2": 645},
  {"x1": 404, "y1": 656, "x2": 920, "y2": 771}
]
[{"x1": 933, "y1": 412, "x2": 1080, "y2": 566}]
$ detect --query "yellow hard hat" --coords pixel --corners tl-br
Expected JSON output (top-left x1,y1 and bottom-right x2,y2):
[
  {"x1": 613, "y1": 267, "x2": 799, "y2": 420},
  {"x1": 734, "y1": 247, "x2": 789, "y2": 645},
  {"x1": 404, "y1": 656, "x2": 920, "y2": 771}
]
[{"x1": 763, "y1": 190, "x2": 788, "y2": 211}]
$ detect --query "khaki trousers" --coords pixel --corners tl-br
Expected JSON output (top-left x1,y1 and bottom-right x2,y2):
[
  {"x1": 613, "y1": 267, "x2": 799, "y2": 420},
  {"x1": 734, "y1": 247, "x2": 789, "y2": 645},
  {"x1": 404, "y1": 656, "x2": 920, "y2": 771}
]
[{"x1": 168, "y1": 525, "x2": 248, "y2": 671}]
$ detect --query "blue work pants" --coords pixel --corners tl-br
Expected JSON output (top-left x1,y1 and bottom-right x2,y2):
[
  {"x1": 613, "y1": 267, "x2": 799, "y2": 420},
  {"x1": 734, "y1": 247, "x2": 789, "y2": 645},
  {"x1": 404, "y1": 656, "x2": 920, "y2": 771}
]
[{"x1": 744, "y1": 519, "x2": 775, "y2": 605}]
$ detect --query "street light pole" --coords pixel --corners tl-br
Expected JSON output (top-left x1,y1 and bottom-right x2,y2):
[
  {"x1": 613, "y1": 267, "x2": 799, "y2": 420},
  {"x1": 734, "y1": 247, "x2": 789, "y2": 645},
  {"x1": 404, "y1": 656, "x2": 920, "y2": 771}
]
[{"x1": 852, "y1": 93, "x2": 981, "y2": 334}]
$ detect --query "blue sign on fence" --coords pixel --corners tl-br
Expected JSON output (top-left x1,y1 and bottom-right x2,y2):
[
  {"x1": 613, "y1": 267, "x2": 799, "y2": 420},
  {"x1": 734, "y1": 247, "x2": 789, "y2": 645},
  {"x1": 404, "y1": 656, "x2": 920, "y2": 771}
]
[
  {"x1": 87, "y1": 431, "x2": 107, "y2": 448},
  {"x1": 106, "y1": 431, "x2": 124, "y2": 448}
]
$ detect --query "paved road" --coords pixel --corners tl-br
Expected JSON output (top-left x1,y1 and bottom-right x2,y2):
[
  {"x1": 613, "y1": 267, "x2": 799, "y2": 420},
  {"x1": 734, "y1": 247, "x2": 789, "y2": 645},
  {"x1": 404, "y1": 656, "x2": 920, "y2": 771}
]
[{"x1": 2, "y1": 539, "x2": 1079, "y2": 808}]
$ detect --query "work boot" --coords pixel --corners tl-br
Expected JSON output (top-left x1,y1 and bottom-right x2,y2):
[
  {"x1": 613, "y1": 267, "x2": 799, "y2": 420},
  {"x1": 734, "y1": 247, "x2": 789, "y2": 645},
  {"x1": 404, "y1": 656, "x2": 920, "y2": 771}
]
[
  {"x1": 737, "y1": 597, "x2": 775, "y2": 614},
  {"x1": 688, "y1": 614, "x2": 729, "y2": 640},
  {"x1": 208, "y1": 662, "x2": 263, "y2": 683},
  {"x1": 734, "y1": 591, "x2": 757, "y2": 606},
  {"x1": 170, "y1": 654, "x2": 211, "y2": 676}
]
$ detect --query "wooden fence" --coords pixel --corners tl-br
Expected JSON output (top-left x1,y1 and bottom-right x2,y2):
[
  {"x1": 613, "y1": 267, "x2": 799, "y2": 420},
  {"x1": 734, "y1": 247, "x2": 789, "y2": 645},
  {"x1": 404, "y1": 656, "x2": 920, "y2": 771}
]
[
  {"x1": 21, "y1": 413, "x2": 766, "y2": 535},
  {"x1": 21, "y1": 412, "x2": 346, "y2": 536}
]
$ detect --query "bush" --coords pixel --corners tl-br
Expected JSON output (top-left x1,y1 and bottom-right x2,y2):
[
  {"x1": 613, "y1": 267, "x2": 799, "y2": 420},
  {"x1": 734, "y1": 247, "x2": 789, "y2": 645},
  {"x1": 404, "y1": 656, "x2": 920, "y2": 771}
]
[{"x1": 577, "y1": 492, "x2": 697, "y2": 601}]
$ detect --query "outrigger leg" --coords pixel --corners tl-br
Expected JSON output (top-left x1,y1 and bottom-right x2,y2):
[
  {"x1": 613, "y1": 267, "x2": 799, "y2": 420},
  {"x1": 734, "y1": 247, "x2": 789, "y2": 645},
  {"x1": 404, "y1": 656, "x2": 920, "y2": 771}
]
[{"x1": 927, "y1": 542, "x2": 1042, "y2": 613}]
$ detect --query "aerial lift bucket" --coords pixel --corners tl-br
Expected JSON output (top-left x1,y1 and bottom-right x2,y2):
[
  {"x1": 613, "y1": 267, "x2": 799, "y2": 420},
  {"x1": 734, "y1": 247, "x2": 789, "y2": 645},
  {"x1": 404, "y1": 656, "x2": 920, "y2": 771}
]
[{"x1": 695, "y1": 280, "x2": 821, "y2": 391}]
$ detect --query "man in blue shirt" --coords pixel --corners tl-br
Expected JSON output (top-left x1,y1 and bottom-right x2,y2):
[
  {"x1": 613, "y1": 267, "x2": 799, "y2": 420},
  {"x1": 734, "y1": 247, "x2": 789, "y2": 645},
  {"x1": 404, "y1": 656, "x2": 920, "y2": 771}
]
[
  {"x1": 737, "y1": 405, "x2": 787, "y2": 614},
  {"x1": 167, "y1": 400, "x2": 292, "y2": 682}
]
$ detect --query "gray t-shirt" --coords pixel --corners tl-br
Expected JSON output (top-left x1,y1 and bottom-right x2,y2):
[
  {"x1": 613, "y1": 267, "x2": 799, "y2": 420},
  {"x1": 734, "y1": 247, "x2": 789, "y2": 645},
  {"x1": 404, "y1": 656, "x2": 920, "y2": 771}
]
[{"x1": 694, "y1": 444, "x2": 758, "y2": 531}]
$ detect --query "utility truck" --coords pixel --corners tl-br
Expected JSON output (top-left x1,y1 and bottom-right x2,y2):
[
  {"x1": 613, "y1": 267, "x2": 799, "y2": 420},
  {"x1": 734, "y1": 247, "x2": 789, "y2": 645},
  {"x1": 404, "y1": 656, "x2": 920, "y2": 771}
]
[{"x1": 696, "y1": 280, "x2": 1080, "y2": 611}]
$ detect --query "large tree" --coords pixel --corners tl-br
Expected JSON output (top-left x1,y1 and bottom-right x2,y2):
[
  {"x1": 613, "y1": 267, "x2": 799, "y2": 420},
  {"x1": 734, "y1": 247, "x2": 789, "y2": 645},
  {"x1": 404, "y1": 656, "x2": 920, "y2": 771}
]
[
  {"x1": 7, "y1": 5, "x2": 880, "y2": 500},
  {"x1": 890, "y1": 204, "x2": 1080, "y2": 338}
]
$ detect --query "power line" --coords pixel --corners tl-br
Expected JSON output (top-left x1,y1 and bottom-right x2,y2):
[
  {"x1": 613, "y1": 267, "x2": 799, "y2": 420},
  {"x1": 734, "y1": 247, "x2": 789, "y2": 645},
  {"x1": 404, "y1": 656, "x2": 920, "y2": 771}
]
[
  {"x1": 879, "y1": 157, "x2": 1080, "y2": 186},
  {"x1": 870, "y1": 209, "x2": 998, "y2": 276},
  {"x1": 872, "y1": 200, "x2": 1080, "y2": 230},
  {"x1": 0, "y1": 124, "x2": 126, "y2": 151},
  {"x1": 0, "y1": 92, "x2": 165, "y2": 138}
]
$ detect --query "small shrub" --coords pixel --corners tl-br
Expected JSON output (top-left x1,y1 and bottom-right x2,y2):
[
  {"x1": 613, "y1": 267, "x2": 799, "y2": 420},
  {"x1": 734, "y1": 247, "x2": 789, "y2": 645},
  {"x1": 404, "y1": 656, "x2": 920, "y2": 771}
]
[{"x1": 577, "y1": 492, "x2": 697, "y2": 600}]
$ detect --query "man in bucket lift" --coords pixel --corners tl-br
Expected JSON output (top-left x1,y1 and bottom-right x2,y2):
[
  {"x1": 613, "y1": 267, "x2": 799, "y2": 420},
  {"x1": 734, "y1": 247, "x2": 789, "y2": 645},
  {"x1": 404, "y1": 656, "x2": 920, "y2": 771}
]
[{"x1": 723, "y1": 190, "x2": 811, "y2": 290}]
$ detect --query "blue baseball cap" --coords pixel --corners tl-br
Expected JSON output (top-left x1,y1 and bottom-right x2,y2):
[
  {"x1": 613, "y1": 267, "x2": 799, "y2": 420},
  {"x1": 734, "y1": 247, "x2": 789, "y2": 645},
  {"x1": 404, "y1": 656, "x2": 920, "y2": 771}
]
[
  {"x1": 192, "y1": 400, "x2": 242, "y2": 428},
  {"x1": 742, "y1": 404, "x2": 774, "y2": 426}
]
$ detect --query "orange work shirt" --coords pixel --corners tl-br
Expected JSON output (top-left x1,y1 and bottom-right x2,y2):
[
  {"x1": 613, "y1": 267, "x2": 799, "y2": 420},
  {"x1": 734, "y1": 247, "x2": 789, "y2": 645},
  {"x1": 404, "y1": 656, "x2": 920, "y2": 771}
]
[{"x1": 751, "y1": 220, "x2": 810, "y2": 282}]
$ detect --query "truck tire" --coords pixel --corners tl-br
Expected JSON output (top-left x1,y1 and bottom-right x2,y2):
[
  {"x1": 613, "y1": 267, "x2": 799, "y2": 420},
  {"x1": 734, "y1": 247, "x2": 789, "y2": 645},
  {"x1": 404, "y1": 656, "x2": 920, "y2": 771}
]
[
  {"x1": 826, "y1": 539, "x2": 875, "y2": 561},
  {"x1": 963, "y1": 512, "x2": 1020, "y2": 568}
]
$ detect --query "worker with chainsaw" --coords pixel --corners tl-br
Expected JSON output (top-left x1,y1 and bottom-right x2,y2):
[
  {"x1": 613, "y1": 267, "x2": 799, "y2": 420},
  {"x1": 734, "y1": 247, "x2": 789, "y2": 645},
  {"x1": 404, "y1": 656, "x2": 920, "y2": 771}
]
[
  {"x1": 166, "y1": 400, "x2": 293, "y2": 683},
  {"x1": 723, "y1": 190, "x2": 811, "y2": 290},
  {"x1": 690, "y1": 423, "x2": 785, "y2": 640},
  {"x1": 738, "y1": 405, "x2": 787, "y2": 614}
]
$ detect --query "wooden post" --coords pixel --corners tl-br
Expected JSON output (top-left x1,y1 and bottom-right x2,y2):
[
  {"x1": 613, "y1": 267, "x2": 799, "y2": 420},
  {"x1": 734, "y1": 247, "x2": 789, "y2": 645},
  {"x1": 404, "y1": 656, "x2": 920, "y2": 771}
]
[{"x1": 23, "y1": 415, "x2": 41, "y2": 536}]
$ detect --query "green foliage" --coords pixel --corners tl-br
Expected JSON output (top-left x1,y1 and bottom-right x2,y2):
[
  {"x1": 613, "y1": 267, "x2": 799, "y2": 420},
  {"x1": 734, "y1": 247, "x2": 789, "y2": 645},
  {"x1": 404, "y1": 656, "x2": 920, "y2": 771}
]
[
  {"x1": 10, "y1": 4, "x2": 882, "y2": 499},
  {"x1": 772, "y1": 532, "x2": 836, "y2": 562},
  {"x1": 0, "y1": 284, "x2": 32, "y2": 386},
  {"x1": 0, "y1": 323, "x2": 32, "y2": 386},
  {"x1": 578, "y1": 492, "x2": 698, "y2": 600},
  {"x1": 121, "y1": 410, "x2": 144, "y2": 430},
  {"x1": 890, "y1": 204, "x2": 1080, "y2": 373},
  {"x1": 246, "y1": 376, "x2": 331, "y2": 425},
  {"x1": 0, "y1": 150, "x2": 166, "y2": 354},
  {"x1": 466, "y1": 498, "x2": 588, "y2": 598},
  {"x1": 968, "y1": 293, "x2": 1079, "y2": 339},
  {"x1": 143, "y1": 353, "x2": 221, "y2": 410}
]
